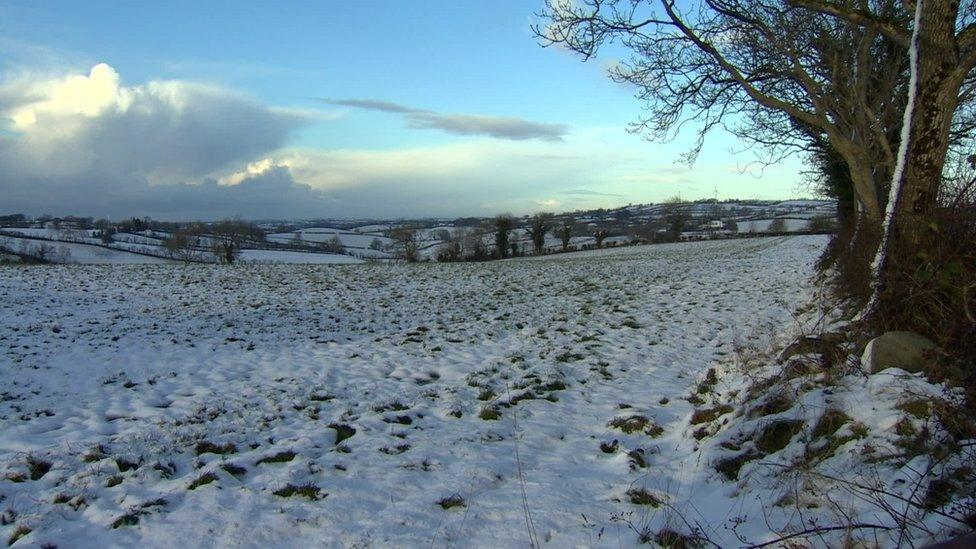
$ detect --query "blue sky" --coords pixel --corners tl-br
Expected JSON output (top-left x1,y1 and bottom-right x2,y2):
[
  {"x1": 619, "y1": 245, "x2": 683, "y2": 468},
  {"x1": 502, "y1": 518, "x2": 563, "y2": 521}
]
[{"x1": 0, "y1": 1, "x2": 808, "y2": 220}]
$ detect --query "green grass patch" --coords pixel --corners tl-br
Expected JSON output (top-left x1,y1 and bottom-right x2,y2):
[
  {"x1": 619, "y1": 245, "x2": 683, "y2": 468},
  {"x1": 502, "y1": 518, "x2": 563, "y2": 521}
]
[
  {"x1": 221, "y1": 463, "x2": 247, "y2": 477},
  {"x1": 437, "y1": 494, "x2": 466, "y2": 509},
  {"x1": 274, "y1": 482, "x2": 322, "y2": 500},
  {"x1": 689, "y1": 404, "x2": 733, "y2": 425},
  {"x1": 626, "y1": 487, "x2": 661, "y2": 506},
  {"x1": 715, "y1": 452, "x2": 760, "y2": 481},
  {"x1": 479, "y1": 406, "x2": 502, "y2": 420},
  {"x1": 811, "y1": 409, "x2": 850, "y2": 438},
  {"x1": 195, "y1": 441, "x2": 237, "y2": 456},
  {"x1": 897, "y1": 399, "x2": 932, "y2": 420},
  {"x1": 329, "y1": 423, "x2": 357, "y2": 445},
  {"x1": 26, "y1": 457, "x2": 51, "y2": 480},
  {"x1": 748, "y1": 394, "x2": 793, "y2": 418},
  {"x1": 755, "y1": 420, "x2": 804, "y2": 454},
  {"x1": 256, "y1": 450, "x2": 296, "y2": 465},
  {"x1": 609, "y1": 415, "x2": 664, "y2": 437}
]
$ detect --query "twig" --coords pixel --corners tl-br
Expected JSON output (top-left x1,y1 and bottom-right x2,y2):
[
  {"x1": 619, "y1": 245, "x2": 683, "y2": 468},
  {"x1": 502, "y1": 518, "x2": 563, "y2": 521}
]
[
  {"x1": 506, "y1": 380, "x2": 540, "y2": 548},
  {"x1": 744, "y1": 523, "x2": 893, "y2": 548}
]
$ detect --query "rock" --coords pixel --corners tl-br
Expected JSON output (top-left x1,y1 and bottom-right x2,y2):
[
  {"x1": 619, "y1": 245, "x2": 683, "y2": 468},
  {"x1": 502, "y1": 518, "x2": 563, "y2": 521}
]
[{"x1": 862, "y1": 331, "x2": 939, "y2": 374}]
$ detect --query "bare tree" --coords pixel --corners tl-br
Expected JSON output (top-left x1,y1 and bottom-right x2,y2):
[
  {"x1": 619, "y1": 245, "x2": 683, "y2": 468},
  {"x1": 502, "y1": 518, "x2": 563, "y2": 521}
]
[
  {"x1": 535, "y1": 0, "x2": 976, "y2": 328},
  {"x1": 558, "y1": 224, "x2": 573, "y2": 252},
  {"x1": 164, "y1": 223, "x2": 205, "y2": 263},
  {"x1": 536, "y1": 0, "x2": 912, "y2": 226},
  {"x1": 493, "y1": 214, "x2": 516, "y2": 259},
  {"x1": 465, "y1": 227, "x2": 490, "y2": 261},
  {"x1": 211, "y1": 218, "x2": 263, "y2": 263},
  {"x1": 594, "y1": 229, "x2": 608, "y2": 248},
  {"x1": 95, "y1": 219, "x2": 115, "y2": 244},
  {"x1": 320, "y1": 235, "x2": 346, "y2": 254},
  {"x1": 663, "y1": 196, "x2": 690, "y2": 240},
  {"x1": 789, "y1": 0, "x2": 976, "y2": 310},
  {"x1": 437, "y1": 227, "x2": 468, "y2": 262},
  {"x1": 389, "y1": 225, "x2": 420, "y2": 262},
  {"x1": 526, "y1": 212, "x2": 554, "y2": 255}
]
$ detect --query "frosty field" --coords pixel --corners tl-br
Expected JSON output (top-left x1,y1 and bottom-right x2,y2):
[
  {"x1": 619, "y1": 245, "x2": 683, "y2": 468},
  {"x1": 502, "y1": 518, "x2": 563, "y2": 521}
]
[{"x1": 0, "y1": 236, "x2": 828, "y2": 547}]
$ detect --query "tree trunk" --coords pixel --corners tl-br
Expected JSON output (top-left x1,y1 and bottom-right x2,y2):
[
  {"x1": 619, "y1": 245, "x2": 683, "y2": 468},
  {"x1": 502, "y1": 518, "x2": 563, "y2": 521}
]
[
  {"x1": 848, "y1": 156, "x2": 883, "y2": 223},
  {"x1": 888, "y1": 0, "x2": 960, "y2": 256},
  {"x1": 871, "y1": 0, "x2": 963, "y2": 326}
]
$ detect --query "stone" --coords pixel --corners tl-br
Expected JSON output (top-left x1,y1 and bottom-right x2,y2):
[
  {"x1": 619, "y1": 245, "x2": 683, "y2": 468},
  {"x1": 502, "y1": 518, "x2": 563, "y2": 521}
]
[{"x1": 861, "y1": 331, "x2": 939, "y2": 374}]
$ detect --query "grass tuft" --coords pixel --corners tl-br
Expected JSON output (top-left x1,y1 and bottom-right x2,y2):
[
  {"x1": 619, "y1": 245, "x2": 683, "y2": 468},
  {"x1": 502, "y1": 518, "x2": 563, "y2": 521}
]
[
  {"x1": 689, "y1": 404, "x2": 733, "y2": 425},
  {"x1": 608, "y1": 415, "x2": 663, "y2": 437},
  {"x1": 715, "y1": 452, "x2": 760, "y2": 481},
  {"x1": 626, "y1": 487, "x2": 661, "y2": 506},
  {"x1": 897, "y1": 399, "x2": 932, "y2": 420},
  {"x1": 748, "y1": 393, "x2": 793, "y2": 418},
  {"x1": 26, "y1": 457, "x2": 51, "y2": 481},
  {"x1": 110, "y1": 513, "x2": 140, "y2": 529},
  {"x1": 811, "y1": 409, "x2": 851, "y2": 439},
  {"x1": 188, "y1": 472, "x2": 218, "y2": 490},
  {"x1": 537, "y1": 380, "x2": 567, "y2": 392},
  {"x1": 256, "y1": 451, "x2": 296, "y2": 465},
  {"x1": 273, "y1": 482, "x2": 322, "y2": 500},
  {"x1": 437, "y1": 494, "x2": 466, "y2": 509},
  {"x1": 479, "y1": 406, "x2": 502, "y2": 420},
  {"x1": 755, "y1": 420, "x2": 804, "y2": 454},
  {"x1": 221, "y1": 463, "x2": 247, "y2": 477},
  {"x1": 655, "y1": 528, "x2": 702, "y2": 548},
  {"x1": 7, "y1": 525, "x2": 30, "y2": 546},
  {"x1": 329, "y1": 423, "x2": 357, "y2": 445},
  {"x1": 195, "y1": 441, "x2": 237, "y2": 456}
]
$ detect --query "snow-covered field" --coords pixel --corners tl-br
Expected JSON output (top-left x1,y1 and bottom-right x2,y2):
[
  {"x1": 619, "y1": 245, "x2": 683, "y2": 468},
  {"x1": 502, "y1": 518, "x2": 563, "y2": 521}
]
[
  {"x1": 237, "y1": 250, "x2": 363, "y2": 265},
  {"x1": 0, "y1": 235, "x2": 175, "y2": 265},
  {"x1": 735, "y1": 218, "x2": 813, "y2": 233},
  {"x1": 2, "y1": 236, "x2": 850, "y2": 546}
]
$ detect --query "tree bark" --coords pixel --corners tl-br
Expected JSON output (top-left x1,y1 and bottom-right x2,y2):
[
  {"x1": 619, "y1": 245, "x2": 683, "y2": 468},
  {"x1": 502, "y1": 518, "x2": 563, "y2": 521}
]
[{"x1": 888, "y1": 0, "x2": 961, "y2": 255}]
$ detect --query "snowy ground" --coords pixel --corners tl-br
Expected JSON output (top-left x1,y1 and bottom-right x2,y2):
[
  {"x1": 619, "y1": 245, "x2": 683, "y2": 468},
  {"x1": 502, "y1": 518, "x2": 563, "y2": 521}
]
[
  {"x1": 236, "y1": 250, "x2": 363, "y2": 265},
  {"x1": 0, "y1": 235, "x2": 175, "y2": 265},
  {"x1": 0, "y1": 236, "x2": 861, "y2": 547}
]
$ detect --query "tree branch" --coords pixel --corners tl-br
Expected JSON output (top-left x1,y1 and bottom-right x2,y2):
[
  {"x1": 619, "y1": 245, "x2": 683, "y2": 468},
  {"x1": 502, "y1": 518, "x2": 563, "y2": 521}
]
[{"x1": 787, "y1": 0, "x2": 911, "y2": 47}]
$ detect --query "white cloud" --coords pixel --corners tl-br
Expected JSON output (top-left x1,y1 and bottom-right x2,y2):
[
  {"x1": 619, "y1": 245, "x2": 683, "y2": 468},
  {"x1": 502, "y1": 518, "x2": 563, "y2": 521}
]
[
  {"x1": 0, "y1": 63, "x2": 803, "y2": 220},
  {"x1": 0, "y1": 63, "x2": 306, "y2": 183},
  {"x1": 10, "y1": 63, "x2": 127, "y2": 128}
]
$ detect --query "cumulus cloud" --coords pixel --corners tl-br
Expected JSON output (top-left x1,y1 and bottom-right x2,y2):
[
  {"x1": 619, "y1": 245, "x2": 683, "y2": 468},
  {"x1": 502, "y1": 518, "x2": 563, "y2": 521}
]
[
  {"x1": 0, "y1": 63, "x2": 319, "y2": 218},
  {"x1": 0, "y1": 64, "x2": 734, "y2": 220},
  {"x1": 2, "y1": 63, "x2": 307, "y2": 182},
  {"x1": 324, "y1": 98, "x2": 568, "y2": 142}
]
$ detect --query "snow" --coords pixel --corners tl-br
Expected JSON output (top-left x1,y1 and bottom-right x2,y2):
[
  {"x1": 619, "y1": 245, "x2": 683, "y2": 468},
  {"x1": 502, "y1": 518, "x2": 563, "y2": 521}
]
[
  {"x1": 0, "y1": 228, "x2": 99, "y2": 240},
  {"x1": 3, "y1": 236, "x2": 962, "y2": 546},
  {"x1": 351, "y1": 224, "x2": 393, "y2": 233},
  {"x1": 236, "y1": 250, "x2": 364, "y2": 264},
  {"x1": 0, "y1": 235, "x2": 174, "y2": 264},
  {"x1": 735, "y1": 218, "x2": 812, "y2": 233},
  {"x1": 267, "y1": 229, "x2": 393, "y2": 250}
]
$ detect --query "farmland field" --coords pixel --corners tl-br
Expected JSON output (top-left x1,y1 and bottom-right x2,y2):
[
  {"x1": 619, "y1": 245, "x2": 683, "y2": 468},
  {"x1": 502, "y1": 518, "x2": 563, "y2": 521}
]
[{"x1": 1, "y1": 236, "x2": 827, "y2": 547}]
